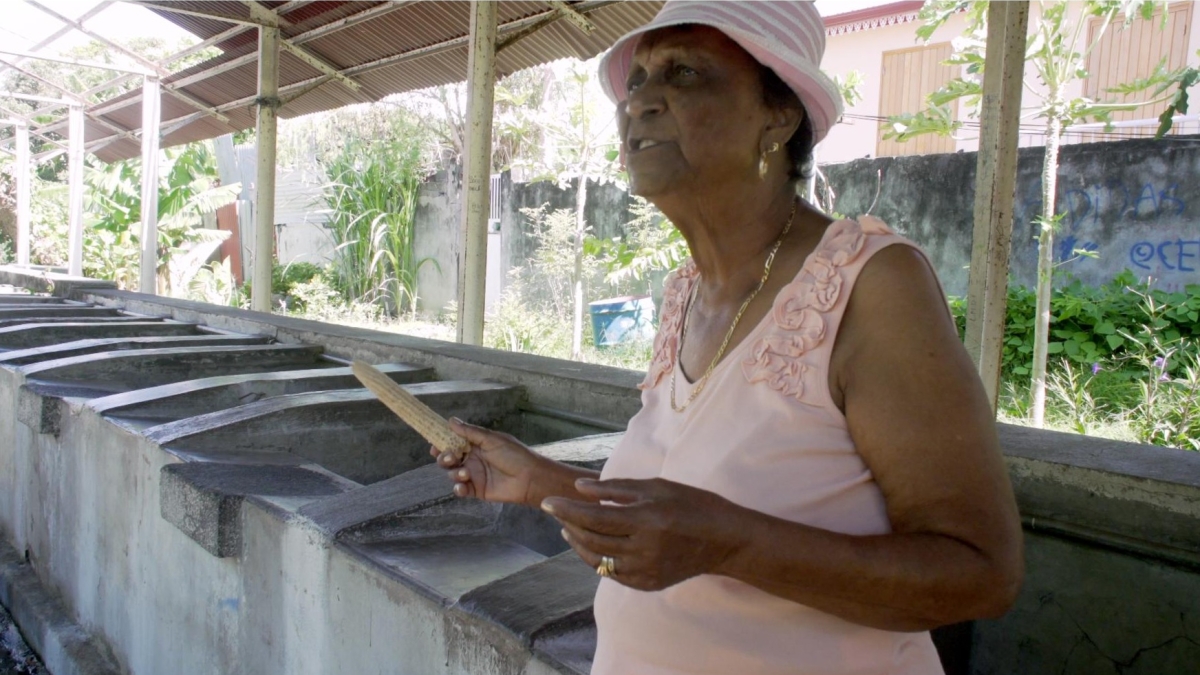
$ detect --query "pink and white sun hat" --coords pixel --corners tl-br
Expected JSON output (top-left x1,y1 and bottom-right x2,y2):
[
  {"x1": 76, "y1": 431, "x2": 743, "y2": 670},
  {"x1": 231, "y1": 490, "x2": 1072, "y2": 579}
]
[{"x1": 598, "y1": 0, "x2": 843, "y2": 144}]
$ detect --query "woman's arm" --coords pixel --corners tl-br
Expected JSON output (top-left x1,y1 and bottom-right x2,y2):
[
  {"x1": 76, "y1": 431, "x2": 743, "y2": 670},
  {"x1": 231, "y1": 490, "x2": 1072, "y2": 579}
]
[{"x1": 548, "y1": 245, "x2": 1023, "y2": 632}]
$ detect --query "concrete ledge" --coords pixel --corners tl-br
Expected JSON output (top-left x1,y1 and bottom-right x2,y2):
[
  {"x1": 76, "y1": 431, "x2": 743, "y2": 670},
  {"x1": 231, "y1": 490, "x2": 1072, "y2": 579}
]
[
  {"x1": 0, "y1": 321, "x2": 185, "y2": 349},
  {"x1": 80, "y1": 290, "x2": 645, "y2": 427},
  {"x1": 532, "y1": 434, "x2": 622, "y2": 472},
  {"x1": 145, "y1": 382, "x2": 524, "y2": 485},
  {"x1": 89, "y1": 362, "x2": 436, "y2": 426},
  {"x1": 19, "y1": 344, "x2": 327, "y2": 393},
  {"x1": 16, "y1": 383, "x2": 75, "y2": 436},
  {"x1": 0, "y1": 315, "x2": 153, "y2": 330},
  {"x1": 456, "y1": 552, "x2": 600, "y2": 646},
  {"x1": 1000, "y1": 423, "x2": 1200, "y2": 564},
  {"x1": 0, "y1": 539, "x2": 121, "y2": 675},
  {"x1": 161, "y1": 463, "x2": 352, "y2": 558},
  {"x1": 298, "y1": 463, "x2": 455, "y2": 537},
  {"x1": 0, "y1": 334, "x2": 271, "y2": 366},
  {"x1": 0, "y1": 307, "x2": 119, "y2": 320},
  {"x1": 0, "y1": 266, "x2": 117, "y2": 298},
  {"x1": 0, "y1": 295, "x2": 65, "y2": 304}
]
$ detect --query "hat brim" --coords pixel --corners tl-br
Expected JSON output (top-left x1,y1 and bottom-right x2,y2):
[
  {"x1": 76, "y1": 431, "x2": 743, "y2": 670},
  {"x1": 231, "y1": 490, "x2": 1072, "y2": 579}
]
[{"x1": 598, "y1": 19, "x2": 843, "y2": 144}]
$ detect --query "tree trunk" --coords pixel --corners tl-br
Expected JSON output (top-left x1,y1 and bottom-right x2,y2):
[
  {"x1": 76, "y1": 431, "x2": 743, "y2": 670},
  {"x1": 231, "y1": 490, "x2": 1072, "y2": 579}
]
[
  {"x1": 1030, "y1": 109, "x2": 1063, "y2": 428},
  {"x1": 572, "y1": 172, "x2": 587, "y2": 361}
]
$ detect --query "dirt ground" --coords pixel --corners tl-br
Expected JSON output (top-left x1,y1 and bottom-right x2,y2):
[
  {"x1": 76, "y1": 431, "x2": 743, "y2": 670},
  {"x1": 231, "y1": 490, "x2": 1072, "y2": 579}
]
[{"x1": 0, "y1": 606, "x2": 44, "y2": 675}]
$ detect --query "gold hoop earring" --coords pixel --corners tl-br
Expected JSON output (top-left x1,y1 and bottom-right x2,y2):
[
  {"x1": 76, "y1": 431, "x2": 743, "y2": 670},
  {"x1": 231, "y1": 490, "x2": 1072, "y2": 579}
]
[{"x1": 758, "y1": 142, "x2": 780, "y2": 180}]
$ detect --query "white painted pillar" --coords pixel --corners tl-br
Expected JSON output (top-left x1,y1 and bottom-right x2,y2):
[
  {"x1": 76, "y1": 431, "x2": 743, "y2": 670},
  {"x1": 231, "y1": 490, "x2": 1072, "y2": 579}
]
[
  {"x1": 14, "y1": 122, "x2": 30, "y2": 266},
  {"x1": 251, "y1": 23, "x2": 281, "y2": 313},
  {"x1": 139, "y1": 76, "x2": 162, "y2": 294},
  {"x1": 67, "y1": 103, "x2": 85, "y2": 277},
  {"x1": 456, "y1": 0, "x2": 498, "y2": 345}
]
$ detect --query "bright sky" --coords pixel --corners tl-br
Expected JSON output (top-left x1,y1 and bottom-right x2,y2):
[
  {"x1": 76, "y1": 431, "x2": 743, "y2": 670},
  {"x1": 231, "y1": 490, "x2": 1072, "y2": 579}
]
[{"x1": 0, "y1": 0, "x2": 196, "y2": 54}]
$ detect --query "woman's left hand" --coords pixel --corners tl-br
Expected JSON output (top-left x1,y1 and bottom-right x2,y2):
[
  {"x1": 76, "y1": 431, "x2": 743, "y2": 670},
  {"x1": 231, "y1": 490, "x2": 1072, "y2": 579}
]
[{"x1": 542, "y1": 478, "x2": 748, "y2": 591}]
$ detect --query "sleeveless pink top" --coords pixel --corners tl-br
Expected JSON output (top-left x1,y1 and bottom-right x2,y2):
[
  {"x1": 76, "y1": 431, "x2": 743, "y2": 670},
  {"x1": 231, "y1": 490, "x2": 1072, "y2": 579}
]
[{"x1": 592, "y1": 217, "x2": 946, "y2": 675}]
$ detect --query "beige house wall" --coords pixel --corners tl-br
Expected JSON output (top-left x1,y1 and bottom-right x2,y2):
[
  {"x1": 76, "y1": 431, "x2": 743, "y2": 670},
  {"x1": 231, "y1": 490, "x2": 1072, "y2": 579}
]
[{"x1": 819, "y1": 2, "x2": 1200, "y2": 165}]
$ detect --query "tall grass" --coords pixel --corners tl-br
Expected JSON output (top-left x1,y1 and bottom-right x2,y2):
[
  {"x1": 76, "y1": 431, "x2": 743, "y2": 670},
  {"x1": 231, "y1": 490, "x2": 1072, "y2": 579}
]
[{"x1": 321, "y1": 128, "x2": 433, "y2": 316}]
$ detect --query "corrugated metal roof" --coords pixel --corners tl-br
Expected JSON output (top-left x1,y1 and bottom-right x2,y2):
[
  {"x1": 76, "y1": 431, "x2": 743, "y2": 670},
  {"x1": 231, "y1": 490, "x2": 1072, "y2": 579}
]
[{"x1": 83, "y1": 1, "x2": 662, "y2": 163}]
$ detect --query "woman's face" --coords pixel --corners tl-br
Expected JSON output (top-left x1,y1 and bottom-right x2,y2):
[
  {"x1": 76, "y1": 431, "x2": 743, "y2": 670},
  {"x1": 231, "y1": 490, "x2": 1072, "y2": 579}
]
[{"x1": 618, "y1": 26, "x2": 791, "y2": 198}]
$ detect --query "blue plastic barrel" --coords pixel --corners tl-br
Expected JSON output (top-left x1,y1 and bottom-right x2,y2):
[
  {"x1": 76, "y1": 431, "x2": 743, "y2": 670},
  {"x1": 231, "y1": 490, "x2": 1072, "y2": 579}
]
[{"x1": 588, "y1": 295, "x2": 656, "y2": 347}]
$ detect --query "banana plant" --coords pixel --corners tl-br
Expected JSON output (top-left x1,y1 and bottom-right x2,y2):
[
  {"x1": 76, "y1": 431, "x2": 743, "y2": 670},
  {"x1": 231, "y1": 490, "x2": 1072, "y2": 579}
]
[{"x1": 86, "y1": 141, "x2": 239, "y2": 294}]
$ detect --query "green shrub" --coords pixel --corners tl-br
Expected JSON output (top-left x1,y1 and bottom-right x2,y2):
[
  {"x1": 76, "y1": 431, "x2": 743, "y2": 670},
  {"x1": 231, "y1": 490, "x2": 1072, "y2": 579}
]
[
  {"x1": 273, "y1": 261, "x2": 323, "y2": 295},
  {"x1": 950, "y1": 270, "x2": 1200, "y2": 381}
]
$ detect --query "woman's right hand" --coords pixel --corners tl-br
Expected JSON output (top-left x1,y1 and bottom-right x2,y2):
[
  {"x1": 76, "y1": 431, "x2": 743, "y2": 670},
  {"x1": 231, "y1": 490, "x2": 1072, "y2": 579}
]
[{"x1": 431, "y1": 418, "x2": 546, "y2": 506}]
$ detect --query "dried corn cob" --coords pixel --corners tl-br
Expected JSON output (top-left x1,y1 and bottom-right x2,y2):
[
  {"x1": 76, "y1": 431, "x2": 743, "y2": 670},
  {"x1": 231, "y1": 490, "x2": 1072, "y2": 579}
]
[{"x1": 351, "y1": 361, "x2": 470, "y2": 460}]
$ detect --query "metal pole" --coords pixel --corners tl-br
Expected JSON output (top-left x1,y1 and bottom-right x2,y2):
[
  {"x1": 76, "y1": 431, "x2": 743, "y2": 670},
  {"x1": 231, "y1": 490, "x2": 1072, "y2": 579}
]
[
  {"x1": 251, "y1": 23, "x2": 281, "y2": 313},
  {"x1": 139, "y1": 76, "x2": 162, "y2": 294},
  {"x1": 67, "y1": 104, "x2": 85, "y2": 277},
  {"x1": 457, "y1": 0, "x2": 498, "y2": 345},
  {"x1": 964, "y1": 1, "x2": 1030, "y2": 410},
  {"x1": 14, "y1": 122, "x2": 30, "y2": 266}
]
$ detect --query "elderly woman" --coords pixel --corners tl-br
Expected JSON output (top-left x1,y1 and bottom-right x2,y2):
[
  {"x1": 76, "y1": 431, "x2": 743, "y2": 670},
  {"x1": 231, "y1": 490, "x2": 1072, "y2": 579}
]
[{"x1": 433, "y1": 1, "x2": 1023, "y2": 673}]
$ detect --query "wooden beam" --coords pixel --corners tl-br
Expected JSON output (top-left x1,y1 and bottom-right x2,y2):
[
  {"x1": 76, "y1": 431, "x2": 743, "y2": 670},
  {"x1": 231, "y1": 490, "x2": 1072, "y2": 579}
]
[
  {"x1": 964, "y1": 1, "x2": 1030, "y2": 410},
  {"x1": 548, "y1": 1, "x2": 597, "y2": 33},
  {"x1": 457, "y1": 0, "x2": 498, "y2": 345}
]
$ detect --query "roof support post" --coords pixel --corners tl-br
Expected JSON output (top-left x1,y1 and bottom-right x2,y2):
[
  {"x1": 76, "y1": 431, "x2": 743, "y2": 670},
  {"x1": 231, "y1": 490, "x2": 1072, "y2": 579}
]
[
  {"x1": 457, "y1": 0, "x2": 498, "y2": 345},
  {"x1": 67, "y1": 103, "x2": 85, "y2": 277},
  {"x1": 14, "y1": 122, "x2": 31, "y2": 266},
  {"x1": 251, "y1": 22, "x2": 281, "y2": 313},
  {"x1": 964, "y1": 0, "x2": 1029, "y2": 410},
  {"x1": 139, "y1": 76, "x2": 162, "y2": 295}
]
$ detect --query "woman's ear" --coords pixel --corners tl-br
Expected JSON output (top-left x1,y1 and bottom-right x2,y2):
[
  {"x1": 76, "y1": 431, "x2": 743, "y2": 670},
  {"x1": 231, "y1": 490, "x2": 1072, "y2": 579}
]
[{"x1": 765, "y1": 104, "x2": 803, "y2": 150}]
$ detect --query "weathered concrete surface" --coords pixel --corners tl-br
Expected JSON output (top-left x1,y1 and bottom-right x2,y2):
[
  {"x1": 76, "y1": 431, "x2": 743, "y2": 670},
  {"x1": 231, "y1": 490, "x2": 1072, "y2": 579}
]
[
  {"x1": 414, "y1": 170, "x2": 654, "y2": 316},
  {"x1": 0, "y1": 334, "x2": 270, "y2": 366},
  {"x1": 2, "y1": 396, "x2": 598, "y2": 675},
  {"x1": 80, "y1": 290, "x2": 642, "y2": 428},
  {"x1": 146, "y1": 382, "x2": 524, "y2": 484},
  {"x1": 160, "y1": 463, "x2": 352, "y2": 557},
  {"x1": 457, "y1": 552, "x2": 600, "y2": 645},
  {"x1": 0, "y1": 537, "x2": 120, "y2": 675},
  {"x1": 0, "y1": 267, "x2": 115, "y2": 298},
  {"x1": 0, "y1": 322, "x2": 190, "y2": 350},
  {"x1": 0, "y1": 316, "x2": 155, "y2": 330},
  {"x1": 0, "y1": 307, "x2": 119, "y2": 320},
  {"x1": 0, "y1": 295, "x2": 64, "y2": 304},
  {"x1": 0, "y1": 601, "x2": 49, "y2": 675},
  {"x1": 973, "y1": 532, "x2": 1200, "y2": 675},
  {"x1": 19, "y1": 344, "x2": 327, "y2": 394},
  {"x1": 90, "y1": 362, "x2": 435, "y2": 428},
  {"x1": 825, "y1": 136, "x2": 1199, "y2": 294}
]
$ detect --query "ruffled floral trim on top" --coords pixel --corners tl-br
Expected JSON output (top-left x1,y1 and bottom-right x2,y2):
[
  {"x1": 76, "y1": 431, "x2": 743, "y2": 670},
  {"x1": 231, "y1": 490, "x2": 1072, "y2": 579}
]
[
  {"x1": 742, "y1": 217, "x2": 893, "y2": 402},
  {"x1": 640, "y1": 260, "x2": 699, "y2": 390}
]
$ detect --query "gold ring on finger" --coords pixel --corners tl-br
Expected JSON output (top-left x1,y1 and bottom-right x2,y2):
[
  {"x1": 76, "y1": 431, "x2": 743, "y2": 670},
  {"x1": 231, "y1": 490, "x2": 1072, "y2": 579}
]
[{"x1": 597, "y1": 555, "x2": 616, "y2": 577}]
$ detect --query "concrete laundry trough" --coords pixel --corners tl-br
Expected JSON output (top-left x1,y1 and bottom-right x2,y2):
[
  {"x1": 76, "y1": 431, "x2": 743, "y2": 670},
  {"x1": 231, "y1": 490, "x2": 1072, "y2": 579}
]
[{"x1": 0, "y1": 266, "x2": 1198, "y2": 675}]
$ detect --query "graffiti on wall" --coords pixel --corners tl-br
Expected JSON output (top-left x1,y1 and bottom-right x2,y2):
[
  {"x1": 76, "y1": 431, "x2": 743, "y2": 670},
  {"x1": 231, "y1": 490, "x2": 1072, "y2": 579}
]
[
  {"x1": 1016, "y1": 180, "x2": 1191, "y2": 286},
  {"x1": 1130, "y1": 240, "x2": 1200, "y2": 272}
]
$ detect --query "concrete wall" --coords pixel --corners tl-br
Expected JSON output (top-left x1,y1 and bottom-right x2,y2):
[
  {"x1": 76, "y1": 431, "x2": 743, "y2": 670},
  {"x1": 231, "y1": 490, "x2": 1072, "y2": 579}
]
[
  {"x1": 823, "y1": 135, "x2": 1197, "y2": 295},
  {"x1": 413, "y1": 170, "x2": 638, "y2": 316}
]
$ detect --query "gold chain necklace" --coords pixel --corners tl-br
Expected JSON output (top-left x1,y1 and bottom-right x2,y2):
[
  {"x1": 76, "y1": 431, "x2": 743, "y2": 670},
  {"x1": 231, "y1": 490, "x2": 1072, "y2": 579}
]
[{"x1": 670, "y1": 198, "x2": 799, "y2": 413}]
